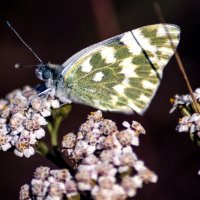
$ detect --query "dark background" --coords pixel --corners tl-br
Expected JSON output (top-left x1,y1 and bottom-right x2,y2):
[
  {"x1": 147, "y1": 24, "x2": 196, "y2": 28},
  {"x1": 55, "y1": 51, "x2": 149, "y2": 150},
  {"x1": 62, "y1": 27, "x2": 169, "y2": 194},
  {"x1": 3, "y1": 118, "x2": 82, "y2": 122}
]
[{"x1": 0, "y1": 0, "x2": 200, "y2": 199}]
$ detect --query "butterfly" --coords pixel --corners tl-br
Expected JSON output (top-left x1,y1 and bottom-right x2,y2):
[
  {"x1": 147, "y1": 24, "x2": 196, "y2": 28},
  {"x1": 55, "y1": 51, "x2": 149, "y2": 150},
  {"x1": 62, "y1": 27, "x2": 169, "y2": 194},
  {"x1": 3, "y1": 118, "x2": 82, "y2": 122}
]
[{"x1": 14, "y1": 23, "x2": 180, "y2": 114}]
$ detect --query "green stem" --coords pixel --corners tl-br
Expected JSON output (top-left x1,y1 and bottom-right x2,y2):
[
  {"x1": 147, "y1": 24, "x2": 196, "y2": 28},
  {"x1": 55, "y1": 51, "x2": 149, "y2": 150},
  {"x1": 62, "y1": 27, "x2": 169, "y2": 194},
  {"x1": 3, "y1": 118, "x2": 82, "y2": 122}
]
[
  {"x1": 48, "y1": 116, "x2": 62, "y2": 147},
  {"x1": 39, "y1": 105, "x2": 75, "y2": 173},
  {"x1": 37, "y1": 141, "x2": 49, "y2": 156},
  {"x1": 180, "y1": 106, "x2": 192, "y2": 116},
  {"x1": 37, "y1": 141, "x2": 75, "y2": 174}
]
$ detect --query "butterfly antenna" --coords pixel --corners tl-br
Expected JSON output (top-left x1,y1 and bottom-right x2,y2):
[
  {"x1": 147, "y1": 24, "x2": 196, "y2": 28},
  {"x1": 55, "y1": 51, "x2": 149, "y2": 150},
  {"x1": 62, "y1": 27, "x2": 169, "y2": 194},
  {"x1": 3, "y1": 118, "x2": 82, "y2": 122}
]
[
  {"x1": 14, "y1": 63, "x2": 39, "y2": 69},
  {"x1": 6, "y1": 21, "x2": 44, "y2": 64}
]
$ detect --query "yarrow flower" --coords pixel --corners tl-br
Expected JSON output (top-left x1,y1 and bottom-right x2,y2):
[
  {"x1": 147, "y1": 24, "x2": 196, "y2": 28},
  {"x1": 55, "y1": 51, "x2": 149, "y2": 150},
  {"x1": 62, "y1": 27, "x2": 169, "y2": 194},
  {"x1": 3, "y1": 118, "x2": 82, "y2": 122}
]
[
  {"x1": 170, "y1": 88, "x2": 200, "y2": 114},
  {"x1": 62, "y1": 110, "x2": 146, "y2": 163},
  {"x1": 0, "y1": 86, "x2": 60, "y2": 157},
  {"x1": 19, "y1": 166, "x2": 79, "y2": 200},
  {"x1": 62, "y1": 110, "x2": 157, "y2": 199},
  {"x1": 171, "y1": 87, "x2": 200, "y2": 144},
  {"x1": 19, "y1": 111, "x2": 157, "y2": 200},
  {"x1": 171, "y1": 88, "x2": 200, "y2": 176}
]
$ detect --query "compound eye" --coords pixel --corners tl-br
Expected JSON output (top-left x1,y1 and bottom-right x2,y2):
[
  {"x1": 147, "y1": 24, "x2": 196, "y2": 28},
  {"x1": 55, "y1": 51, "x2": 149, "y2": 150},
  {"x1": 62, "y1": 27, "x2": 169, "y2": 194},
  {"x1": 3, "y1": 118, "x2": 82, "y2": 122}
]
[{"x1": 42, "y1": 69, "x2": 52, "y2": 80}]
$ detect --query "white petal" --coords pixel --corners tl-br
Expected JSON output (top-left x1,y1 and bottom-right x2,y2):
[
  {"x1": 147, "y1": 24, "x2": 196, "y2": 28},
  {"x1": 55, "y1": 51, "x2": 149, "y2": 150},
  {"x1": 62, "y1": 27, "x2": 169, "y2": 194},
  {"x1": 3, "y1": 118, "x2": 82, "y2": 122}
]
[
  {"x1": 38, "y1": 115, "x2": 48, "y2": 125},
  {"x1": 24, "y1": 147, "x2": 35, "y2": 158},
  {"x1": 29, "y1": 134, "x2": 37, "y2": 144},
  {"x1": 11, "y1": 135, "x2": 19, "y2": 145},
  {"x1": 150, "y1": 174, "x2": 158, "y2": 183},
  {"x1": 131, "y1": 136, "x2": 139, "y2": 146},
  {"x1": 34, "y1": 128, "x2": 45, "y2": 139},
  {"x1": 51, "y1": 100, "x2": 60, "y2": 108},
  {"x1": 41, "y1": 110, "x2": 51, "y2": 117},
  {"x1": 14, "y1": 149, "x2": 23, "y2": 157},
  {"x1": 86, "y1": 145, "x2": 96, "y2": 155},
  {"x1": 122, "y1": 121, "x2": 130, "y2": 128},
  {"x1": 134, "y1": 160, "x2": 145, "y2": 171},
  {"x1": 123, "y1": 146, "x2": 133, "y2": 154},
  {"x1": 2, "y1": 143, "x2": 12, "y2": 151},
  {"x1": 118, "y1": 166, "x2": 129, "y2": 173},
  {"x1": 128, "y1": 189, "x2": 136, "y2": 197},
  {"x1": 132, "y1": 175, "x2": 143, "y2": 188},
  {"x1": 78, "y1": 182, "x2": 92, "y2": 191}
]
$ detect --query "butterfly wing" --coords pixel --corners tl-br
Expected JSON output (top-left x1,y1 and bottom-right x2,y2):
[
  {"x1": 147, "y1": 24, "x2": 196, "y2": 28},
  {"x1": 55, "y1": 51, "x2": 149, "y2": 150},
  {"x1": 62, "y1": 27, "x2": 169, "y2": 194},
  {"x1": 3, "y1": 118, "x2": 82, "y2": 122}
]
[{"x1": 61, "y1": 24, "x2": 180, "y2": 114}]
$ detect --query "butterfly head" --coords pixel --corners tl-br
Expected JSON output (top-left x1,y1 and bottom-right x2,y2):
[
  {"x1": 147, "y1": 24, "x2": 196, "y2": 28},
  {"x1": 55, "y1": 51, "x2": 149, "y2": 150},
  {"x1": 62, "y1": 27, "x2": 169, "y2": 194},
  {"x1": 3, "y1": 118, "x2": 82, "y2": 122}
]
[{"x1": 35, "y1": 64, "x2": 53, "y2": 81}]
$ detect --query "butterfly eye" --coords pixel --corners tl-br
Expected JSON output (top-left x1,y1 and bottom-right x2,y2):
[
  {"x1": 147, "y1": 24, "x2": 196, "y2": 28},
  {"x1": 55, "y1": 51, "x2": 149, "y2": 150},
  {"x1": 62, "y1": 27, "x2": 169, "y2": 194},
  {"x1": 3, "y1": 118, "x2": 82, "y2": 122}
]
[{"x1": 42, "y1": 69, "x2": 52, "y2": 80}]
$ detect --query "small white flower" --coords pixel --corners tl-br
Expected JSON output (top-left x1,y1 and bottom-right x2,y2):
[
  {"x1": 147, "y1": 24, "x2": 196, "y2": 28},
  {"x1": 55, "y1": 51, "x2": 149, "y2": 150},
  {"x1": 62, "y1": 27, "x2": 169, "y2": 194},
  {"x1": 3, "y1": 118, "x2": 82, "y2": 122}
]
[
  {"x1": 40, "y1": 101, "x2": 52, "y2": 117},
  {"x1": 0, "y1": 120, "x2": 9, "y2": 135},
  {"x1": 134, "y1": 160, "x2": 145, "y2": 171},
  {"x1": 45, "y1": 195, "x2": 61, "y2": 200},
  {"x1": 118, "y1": 166, "x2": 129, "y2": 173},
  {"x1": 190, "y1": 124, "x2": 196, "y2": 133},
  {"x1": 194, "y1": 88, "x2": 200, "y2": 100},
  {"x1": 122, "y1": 121, "x2": 130, "y2": 128},
  {"x1": 131, "y1": 136, "x2": 139, "y2": 146},
  {"x1": 86, "y1": 145, "x2": 96, "y2": 155},
  {"x1": 51, "y1": 99, "x2": 60, "y2": 109},
  {"x1": 189, "y1": 113, "x2": 200, "y2": 122},
  {"x1": 0, "y1": 133, "x2": 12, "y2": 151},
  {"x1": 177, "y1": 124, "x2": 189, "y2": 132},
  {"x1": 2, "y1": 142, "x2": 12, "y2": 151},
  {"x1": 122, "y1": 146, "x2": 134, "y2": 154},
  {"x1": 77, "y1": 164, "x2": 96, "y2": 172},
  {"x1": 33, "y1": 113, "x2": 48, "y2": 126},
  {"x1": 0, "y1": 118, "x2": 6, "y2": 124},
  {"x1": 132, "y1": 175, "x2": 143, "y2": 188},
  {"x1": 112, "y1": 184, "x2": 126, "y2": 198},
  {"x1": 9, "y1": 113, "x2": 25, "y2": 135},
  {"x1": 78, "y1": 182, "x2": 92, "y2": 191},
  {"x1": 149, "y1": 173, "x2": 158, "y2": 183}
]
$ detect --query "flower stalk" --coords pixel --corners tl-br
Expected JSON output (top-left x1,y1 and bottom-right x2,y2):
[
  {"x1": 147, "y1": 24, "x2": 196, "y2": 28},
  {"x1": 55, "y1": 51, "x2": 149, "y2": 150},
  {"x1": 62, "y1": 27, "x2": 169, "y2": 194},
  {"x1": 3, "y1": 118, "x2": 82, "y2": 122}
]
[{"x1": 154, "y1": 0, "x2": 200, "y2": 113}]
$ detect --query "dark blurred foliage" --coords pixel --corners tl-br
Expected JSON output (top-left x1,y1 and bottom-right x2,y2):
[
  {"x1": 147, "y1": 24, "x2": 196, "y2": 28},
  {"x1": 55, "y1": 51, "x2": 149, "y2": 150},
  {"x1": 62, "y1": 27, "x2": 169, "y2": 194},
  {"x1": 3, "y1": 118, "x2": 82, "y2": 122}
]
[{"x1": 0, "y1": 0, "x2": 200, "y2": 199}]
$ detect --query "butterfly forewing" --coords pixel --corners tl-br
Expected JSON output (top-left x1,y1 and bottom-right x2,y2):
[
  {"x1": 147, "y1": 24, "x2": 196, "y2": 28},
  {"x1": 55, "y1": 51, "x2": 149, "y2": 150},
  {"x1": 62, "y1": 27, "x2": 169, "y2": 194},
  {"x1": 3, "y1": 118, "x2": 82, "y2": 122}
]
[{"x1": 62, "y1": 24, "x2": 180, "y2": 114}]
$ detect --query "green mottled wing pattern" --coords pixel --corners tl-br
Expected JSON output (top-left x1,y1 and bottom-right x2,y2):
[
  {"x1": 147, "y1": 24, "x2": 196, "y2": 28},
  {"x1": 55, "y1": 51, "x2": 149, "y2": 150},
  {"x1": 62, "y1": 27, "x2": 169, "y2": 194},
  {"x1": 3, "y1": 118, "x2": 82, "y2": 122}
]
[{"x1": 62, "y1": 24, "x2": 180, "y2": 114}]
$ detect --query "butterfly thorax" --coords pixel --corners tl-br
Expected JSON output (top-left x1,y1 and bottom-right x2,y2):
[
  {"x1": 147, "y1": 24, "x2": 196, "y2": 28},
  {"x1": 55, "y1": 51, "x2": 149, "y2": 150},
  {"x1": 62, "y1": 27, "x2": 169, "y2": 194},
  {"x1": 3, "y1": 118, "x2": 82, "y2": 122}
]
[
  {"x1": 35, "y1": 63, "x2": 72, "y2": 103},
  {"x1": 35, "y1": 63, "x2": 63, "y2": 81}
]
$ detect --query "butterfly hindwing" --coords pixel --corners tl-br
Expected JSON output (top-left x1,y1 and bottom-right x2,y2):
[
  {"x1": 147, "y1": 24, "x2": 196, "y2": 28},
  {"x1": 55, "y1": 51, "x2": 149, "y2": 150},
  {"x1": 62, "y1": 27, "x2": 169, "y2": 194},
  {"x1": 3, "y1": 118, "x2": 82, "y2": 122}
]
[{"x1": 62, "y1": 24, "x2": 180, "y2": 114}]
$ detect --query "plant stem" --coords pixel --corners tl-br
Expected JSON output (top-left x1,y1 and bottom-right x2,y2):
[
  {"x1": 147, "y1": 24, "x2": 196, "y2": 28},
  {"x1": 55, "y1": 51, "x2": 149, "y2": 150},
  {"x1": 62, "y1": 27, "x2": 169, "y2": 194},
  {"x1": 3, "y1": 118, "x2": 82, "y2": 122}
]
[
  {"x1": 48, "y1": 116, "x2": 62, "y2": 147},
  {"x1": 37, "y1": 141, "x2": 49, "y2": 156},
  {"x1": 46, "y1": 107, "x2": 75, "y2": 175},
  {"x1": 154, "y1": 1, "x2": 200, "y2": 113}
]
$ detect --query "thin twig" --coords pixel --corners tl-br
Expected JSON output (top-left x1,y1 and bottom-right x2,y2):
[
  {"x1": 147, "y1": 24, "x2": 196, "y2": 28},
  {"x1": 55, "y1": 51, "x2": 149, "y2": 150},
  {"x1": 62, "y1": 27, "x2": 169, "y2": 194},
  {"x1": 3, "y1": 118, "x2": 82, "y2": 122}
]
[{"x1": 154, "y1": 0, "x2": 200, "y2": 113}]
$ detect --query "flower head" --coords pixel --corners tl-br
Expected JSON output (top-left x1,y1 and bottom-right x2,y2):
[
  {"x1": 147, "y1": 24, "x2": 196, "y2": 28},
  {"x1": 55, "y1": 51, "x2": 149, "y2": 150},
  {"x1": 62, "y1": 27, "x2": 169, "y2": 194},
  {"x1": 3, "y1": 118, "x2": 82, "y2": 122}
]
[
  {"x1": 19, "y1": 166, "x2": 79, "y2": 200},
  {"x1": 171, "y1": 88, "x2": 200, "y2": 143},
  {"x1": 0, "y1": 86, "x2": 60, "y2": 157},
  {"x1": 62, "y1": 110, "x2": 157, "y2": 199}
]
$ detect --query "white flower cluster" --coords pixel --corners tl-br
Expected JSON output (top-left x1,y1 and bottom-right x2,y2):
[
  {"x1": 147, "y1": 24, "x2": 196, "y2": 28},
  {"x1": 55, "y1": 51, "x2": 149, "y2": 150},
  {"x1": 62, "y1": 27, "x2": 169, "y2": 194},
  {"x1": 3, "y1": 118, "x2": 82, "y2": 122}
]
[
  {"x1": 62, "y1": 110, "x2": 145, "y2": 163},
  {"x1": 75, "y1": 151, "x2": 157, "y2": 199},
  {"x1": 171, "y1": 88, "x2": 200, "y2": 140},
  {"x1": 62, "y1": 110, "x2": 157, "y2": 200},
  {"x1": 176, "y1": 113, "x2": 200, "y2": 138},
  {"x1": 19, "y1": 166, "x2": 78, "y2": 200},
  {"x1": 170, "y1": 88, "x2": 200, "y2": 113},
  {"x1": 0, "y1": 86, "x2": 60, "y2": 158}
]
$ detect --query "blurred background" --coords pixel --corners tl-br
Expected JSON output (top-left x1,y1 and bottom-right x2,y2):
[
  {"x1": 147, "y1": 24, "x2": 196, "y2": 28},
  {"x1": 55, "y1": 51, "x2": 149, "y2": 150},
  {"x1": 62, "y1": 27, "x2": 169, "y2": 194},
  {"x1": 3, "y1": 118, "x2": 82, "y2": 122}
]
[{"x1": 0, "y1": 0, "x2": 200, "y2": 199}]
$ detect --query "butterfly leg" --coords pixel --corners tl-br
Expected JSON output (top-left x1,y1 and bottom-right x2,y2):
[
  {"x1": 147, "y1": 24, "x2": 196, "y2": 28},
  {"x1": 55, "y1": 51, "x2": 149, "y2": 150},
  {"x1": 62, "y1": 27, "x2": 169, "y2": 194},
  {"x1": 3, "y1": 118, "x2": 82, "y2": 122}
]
[
  {"x1": 57, "y1": 97, "x2": 72, "y2": 104},
  {"x1": 38, "y1": 88, "x2": 52, "y2": 97}
]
